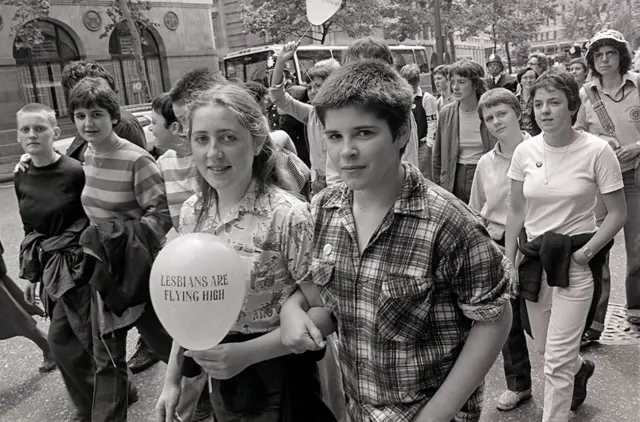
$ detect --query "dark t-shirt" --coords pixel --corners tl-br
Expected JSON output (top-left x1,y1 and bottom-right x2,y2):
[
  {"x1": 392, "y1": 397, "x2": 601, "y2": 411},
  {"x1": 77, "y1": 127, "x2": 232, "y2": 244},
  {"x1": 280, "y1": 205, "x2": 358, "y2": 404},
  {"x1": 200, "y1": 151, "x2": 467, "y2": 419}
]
[
  {"x1": 14, "y1": 155, "x2": 87, "y2": 237},
  {"x1": 66, "y1": 107, "x2": 146, "y2": 163}
]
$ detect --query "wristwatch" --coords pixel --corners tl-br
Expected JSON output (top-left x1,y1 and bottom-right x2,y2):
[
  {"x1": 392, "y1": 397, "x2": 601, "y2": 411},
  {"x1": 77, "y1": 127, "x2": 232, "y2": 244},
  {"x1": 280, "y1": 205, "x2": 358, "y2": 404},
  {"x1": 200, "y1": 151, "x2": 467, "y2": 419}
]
[{"x1": 581, "y1": 247, "x2": 594, "y2": 259}]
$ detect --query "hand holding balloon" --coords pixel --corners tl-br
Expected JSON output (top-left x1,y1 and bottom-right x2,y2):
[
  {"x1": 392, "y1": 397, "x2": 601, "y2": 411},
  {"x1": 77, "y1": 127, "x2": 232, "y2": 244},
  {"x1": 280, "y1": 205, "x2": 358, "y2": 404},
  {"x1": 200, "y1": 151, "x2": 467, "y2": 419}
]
[
  {"x1": 184, "y1": 342, "x2": 255, "y2": 380},
  {"x1": 149, "y1": 233, "x2": 247, "y2": 352}
]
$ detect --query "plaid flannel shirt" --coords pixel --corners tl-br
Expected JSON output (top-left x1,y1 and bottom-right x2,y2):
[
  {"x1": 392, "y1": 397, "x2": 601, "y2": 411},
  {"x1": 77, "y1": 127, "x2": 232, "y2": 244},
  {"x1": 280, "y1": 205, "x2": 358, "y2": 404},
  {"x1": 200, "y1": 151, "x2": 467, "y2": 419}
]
[{"x1": 308, "y1": 163, "x2": 511, "y2": 422}]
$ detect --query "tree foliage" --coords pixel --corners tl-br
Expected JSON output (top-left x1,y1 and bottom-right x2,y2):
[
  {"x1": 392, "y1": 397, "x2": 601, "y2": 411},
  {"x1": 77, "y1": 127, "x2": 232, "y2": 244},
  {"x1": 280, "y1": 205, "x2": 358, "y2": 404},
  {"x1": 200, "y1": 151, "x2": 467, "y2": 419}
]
[
  {"x1": 1, "y1": 0, "x2": 158, "y2": 101},
  {"x1": 241, "y1": 0, "x2": 424, "y2": 45},
  {"x1": 562, "y1": 0, "x2": 640, "y2": 42}
]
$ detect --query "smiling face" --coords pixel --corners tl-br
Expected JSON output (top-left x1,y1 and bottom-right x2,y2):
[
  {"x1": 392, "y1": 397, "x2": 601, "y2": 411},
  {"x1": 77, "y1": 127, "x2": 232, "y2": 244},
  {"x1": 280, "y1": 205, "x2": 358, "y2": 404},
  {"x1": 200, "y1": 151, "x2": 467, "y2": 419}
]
[
  {"x1": 520, "y1": 69, "x2": 538, "y2": 91},
  {"x1": 450, "y1": 74, "x2": 475, "y2": 102},
  {"x1": 73, "y1": 106, "x2": 116, "y2": 146},
  {"x1": 17, "y1": 111, "x2": 60, "y2": 157},
  {"x1": 190, "y1": 104, "x2": 259, "y2": 194},
  {"x1": 533, "y1": 86, "x2": 575, "y2": 134},
  {"x1": 323, "y1": 106, "x2": 405, "y2": 192}
]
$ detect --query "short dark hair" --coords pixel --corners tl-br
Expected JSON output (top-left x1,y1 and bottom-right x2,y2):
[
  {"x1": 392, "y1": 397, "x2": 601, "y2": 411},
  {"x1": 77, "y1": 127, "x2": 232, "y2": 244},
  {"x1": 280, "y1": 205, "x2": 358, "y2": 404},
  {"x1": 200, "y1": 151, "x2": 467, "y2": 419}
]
[
  {"x1": 567, "y1": 58, "x2": 588, "y2": 74},
  {"x1": 516, "y1": 66, "x2": 541, "y2": 84},
  {"x1": 531, "y1": 70, "x2": 581, "y2": 114},
  {"x1": 168, "y1": 67, "x2": 227, "y2": 106},
  {"x1": 313, "y1": 59, "x2": 413, "y2": 145},
  {"x1": 151, "y1": 93, "x2": 177, "y2": 127},
  {"x1": 307, "y1": 58, "x2": 340, "y2": 81},
  {"x1": 477, "y1": 88, "x2": 521, "y2": 122},
  {"x1": 69, "y1": 77, "x2": 121, "y2": 122},
  {"x1": 586, "y1": 40, "x2": 633, "y2": 77},
  {"x1": 17, "y1": 103, "x2": 58, "y2": 127},
  {"x1": 433, "y1": 64, "x2": 451, "y2": 79},
  {"x1": 342, "y1": 37, "x2": 393, "y2": 65},
  {"x1": 399, "y1": 64, "x2": 421, "y2": 87},
  {"x1": 243, "y1": 81, "x2": 267, "y2": 105},
  {"x1": 61, "y1": 61, "x2": 117, "y2": 95},
  {"x1": 449, "y1": 59, "x2": 486, "y2": 99}
]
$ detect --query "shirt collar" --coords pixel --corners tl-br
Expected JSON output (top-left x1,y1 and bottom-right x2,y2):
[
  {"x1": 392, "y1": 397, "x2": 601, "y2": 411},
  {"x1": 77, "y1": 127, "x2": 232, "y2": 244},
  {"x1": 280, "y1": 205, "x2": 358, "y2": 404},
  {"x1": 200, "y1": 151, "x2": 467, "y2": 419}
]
[
  {"x1": 493, "y1": 131, "x2": 530, "y2": 159},
  {"x1": 236, "y1": 179, "x2": 272, "y2": 217},
  {"x1": 322, "y1": 163, "x2": 430, "y2": 219},
  {"x1": 593, "y1": 71, "x2": 638, "y2": 91},
  {"x1": 415, "y1": 87, "x2": 424, "y2": 98}
]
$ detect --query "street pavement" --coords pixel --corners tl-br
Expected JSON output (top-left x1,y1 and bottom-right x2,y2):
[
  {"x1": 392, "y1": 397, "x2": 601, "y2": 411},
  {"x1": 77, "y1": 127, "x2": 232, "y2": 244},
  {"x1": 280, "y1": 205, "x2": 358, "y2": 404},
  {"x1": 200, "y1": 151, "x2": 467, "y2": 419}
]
[{"x1": 0, "y1": 181, "x2": 638, "y2": 422}]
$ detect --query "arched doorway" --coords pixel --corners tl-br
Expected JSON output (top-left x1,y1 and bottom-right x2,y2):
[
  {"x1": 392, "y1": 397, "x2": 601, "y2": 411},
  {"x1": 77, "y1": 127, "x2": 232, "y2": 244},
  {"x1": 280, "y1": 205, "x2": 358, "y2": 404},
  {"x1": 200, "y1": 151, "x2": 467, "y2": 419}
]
[
  {"x1": 109, "y1": 22, "x2": 166, "y2": 105},
  {"x1": 13, "y1": 19, "x2": 82, "y2": 118}
]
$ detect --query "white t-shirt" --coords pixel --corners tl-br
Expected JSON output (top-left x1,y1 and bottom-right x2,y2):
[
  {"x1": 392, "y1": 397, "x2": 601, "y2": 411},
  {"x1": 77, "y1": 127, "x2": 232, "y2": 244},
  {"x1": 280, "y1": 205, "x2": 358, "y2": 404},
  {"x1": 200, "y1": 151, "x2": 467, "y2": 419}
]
[
  {"x1": 508, "y1": 131, "x2": 623, "y2": 239},
  {"x1": 458, "y1": 109, "x2": 485, "y2": 164}
]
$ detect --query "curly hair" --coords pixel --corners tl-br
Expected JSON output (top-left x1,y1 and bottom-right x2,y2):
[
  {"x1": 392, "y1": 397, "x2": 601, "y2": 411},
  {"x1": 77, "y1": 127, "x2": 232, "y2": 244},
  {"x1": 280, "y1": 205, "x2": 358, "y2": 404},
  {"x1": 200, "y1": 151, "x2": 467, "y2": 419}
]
[
  {"x1": 61, "y1": 61, "x2": 117, "y2": 95},
  {"x1": 516, "y1": 66, "x2": 541, "y2": 84},
  {"x1": 528, "y1": 51, "x2": 548, "y2": 72},
  {"x1": 586, "y1": 40, "x2": 633, "y2": 77}
]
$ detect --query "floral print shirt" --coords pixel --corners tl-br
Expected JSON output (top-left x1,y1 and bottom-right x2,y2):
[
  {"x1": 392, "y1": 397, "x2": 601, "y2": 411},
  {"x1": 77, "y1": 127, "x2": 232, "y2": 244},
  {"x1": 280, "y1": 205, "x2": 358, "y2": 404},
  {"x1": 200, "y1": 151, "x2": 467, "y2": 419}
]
[
  {"x1": 179, "y1": 181, "x2": 313, "y2": 334},
  {"x1": 518, "y1": 94, "x2": 541, "y2": 136}
]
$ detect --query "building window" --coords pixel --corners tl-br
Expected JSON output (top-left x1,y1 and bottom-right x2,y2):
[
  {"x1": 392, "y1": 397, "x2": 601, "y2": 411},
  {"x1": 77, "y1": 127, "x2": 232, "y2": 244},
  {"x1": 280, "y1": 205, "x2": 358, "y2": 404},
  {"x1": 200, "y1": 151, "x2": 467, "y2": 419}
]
[
  {"x1": 13, "y1": 19, "x2": 81, "y2": 118},
  {"x1": 108, "y1": 22, "x2": 165, "y2": 105}
]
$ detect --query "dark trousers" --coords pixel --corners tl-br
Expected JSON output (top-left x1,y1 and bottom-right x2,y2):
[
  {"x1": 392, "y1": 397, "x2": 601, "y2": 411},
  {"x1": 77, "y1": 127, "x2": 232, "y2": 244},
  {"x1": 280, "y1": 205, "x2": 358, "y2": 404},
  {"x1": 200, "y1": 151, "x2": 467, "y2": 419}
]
[
  {"x1": 453, "y1": 164, "x2": 477, "y2": 204},
  {"x1": 49, "y1": 293, "x2": 96, "y2": 419},
  {"x1": 92, "y1": 304, "x2": 172, "y2": 422},
  {"x1": 501, "y1": 297, "x2": 532, "y2": 392}
]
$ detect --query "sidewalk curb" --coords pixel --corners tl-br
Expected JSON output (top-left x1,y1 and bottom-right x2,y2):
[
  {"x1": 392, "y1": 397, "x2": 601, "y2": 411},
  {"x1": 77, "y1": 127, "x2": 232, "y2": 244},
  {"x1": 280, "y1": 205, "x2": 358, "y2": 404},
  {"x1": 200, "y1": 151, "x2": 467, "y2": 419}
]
[{"x1": 0, "y1": 173, "x2": 14, "y2": 183}]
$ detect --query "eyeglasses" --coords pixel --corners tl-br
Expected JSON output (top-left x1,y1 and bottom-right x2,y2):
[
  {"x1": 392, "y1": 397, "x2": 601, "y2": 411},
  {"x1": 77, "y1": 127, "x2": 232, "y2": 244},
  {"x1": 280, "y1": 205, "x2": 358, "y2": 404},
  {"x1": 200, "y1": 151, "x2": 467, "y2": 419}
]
[
  {"x1": 521, "y1": 76, "x2": 537, "y2": 82},
  {"x1": 594, "y1": 50, "x2": 619, "y2": 60}
]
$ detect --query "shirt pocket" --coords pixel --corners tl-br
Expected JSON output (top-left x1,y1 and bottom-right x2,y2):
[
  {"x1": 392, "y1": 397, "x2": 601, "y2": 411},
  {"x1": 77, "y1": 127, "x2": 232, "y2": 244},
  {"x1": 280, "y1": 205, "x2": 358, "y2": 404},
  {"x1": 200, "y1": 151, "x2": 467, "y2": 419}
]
[
  {"x1": 312, "y1": 259, "x2": 338, "y2": 316},
  {"x1": 377, "y1": 274, "x2": 434, "y2": 342}
]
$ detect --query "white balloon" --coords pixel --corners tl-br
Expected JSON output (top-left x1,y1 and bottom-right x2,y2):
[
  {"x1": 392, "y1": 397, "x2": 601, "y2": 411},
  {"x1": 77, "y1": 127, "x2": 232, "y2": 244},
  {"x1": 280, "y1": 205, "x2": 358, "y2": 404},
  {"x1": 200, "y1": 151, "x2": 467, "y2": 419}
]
[
  {"x1": 306, "y1": 0, "x2": 342, "y2": 26},
  {"x1": 150, "y1": 233, "x2": 247, "y2": 351}
]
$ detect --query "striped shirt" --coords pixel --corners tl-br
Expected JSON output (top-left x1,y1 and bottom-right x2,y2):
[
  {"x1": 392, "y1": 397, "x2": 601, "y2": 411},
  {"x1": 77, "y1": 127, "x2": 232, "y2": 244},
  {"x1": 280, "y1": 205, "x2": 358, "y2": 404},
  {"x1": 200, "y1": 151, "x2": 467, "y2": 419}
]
[
  {"x1": 82, "y1": 138, "x2": 172, "y2": 240},
  {"x1": 157, "y1": 150, "x2": 199, "y2": 230},
  {"x1": 82, "y1": 138, "x2": 172, "y2": 333}
]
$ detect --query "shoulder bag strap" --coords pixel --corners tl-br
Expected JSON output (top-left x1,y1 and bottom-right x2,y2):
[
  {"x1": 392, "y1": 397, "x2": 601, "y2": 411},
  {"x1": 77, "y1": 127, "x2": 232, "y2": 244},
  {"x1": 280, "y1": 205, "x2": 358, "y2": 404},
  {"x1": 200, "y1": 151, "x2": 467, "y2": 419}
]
[{"x1": 583, "y1": 82, "x2": 616, "y2": 138}]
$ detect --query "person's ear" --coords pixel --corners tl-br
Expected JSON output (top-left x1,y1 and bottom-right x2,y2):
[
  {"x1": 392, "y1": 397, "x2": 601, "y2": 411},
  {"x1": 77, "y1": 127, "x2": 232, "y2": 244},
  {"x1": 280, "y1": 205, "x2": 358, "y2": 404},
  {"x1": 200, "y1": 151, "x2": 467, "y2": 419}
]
[
  {"x1": 53, "y1": 126, "x2": 61, "y2": 140},
  {"x1": 169, "y1": 121, "x2": 180, "y2": 135}
]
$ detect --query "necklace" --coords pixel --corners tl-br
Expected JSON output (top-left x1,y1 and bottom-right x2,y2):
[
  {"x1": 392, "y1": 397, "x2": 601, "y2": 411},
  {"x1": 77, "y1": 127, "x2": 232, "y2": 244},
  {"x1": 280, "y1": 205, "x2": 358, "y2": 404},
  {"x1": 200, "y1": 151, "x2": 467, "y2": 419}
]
[{"x1": 542, "y1": 140, "x2": 573, "y2": 185}]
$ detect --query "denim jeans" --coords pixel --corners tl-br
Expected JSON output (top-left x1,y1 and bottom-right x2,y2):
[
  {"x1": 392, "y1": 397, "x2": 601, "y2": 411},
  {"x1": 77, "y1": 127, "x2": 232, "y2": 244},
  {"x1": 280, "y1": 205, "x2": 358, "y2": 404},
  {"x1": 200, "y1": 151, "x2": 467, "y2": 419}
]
[
  {"x1": 453, "y1": 163, "x2": 477, "y2": 204},
  {"x1": 622, "y1": 170, "x2": 640, "y2": 317},
  {"x1": 92, "y1": 304, "x2": 172, "y2": 422},
  {"x1": 502, "y1": 297, "x2": 532, "y2": 392},
  {"x1": 49, "y1": 295, "x2": 96, "y2": 419}
]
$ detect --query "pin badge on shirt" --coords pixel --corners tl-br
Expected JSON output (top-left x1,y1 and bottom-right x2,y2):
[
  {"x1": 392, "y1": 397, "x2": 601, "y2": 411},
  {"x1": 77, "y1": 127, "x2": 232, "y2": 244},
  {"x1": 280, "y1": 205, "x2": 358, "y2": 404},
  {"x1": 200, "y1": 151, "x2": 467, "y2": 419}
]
[
  {"x1": 323, "y1": 244, "x2": 332, "y2": 256},
  {"x1": 536, "y1": 161, "x2": 543, "y2": 168}
]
